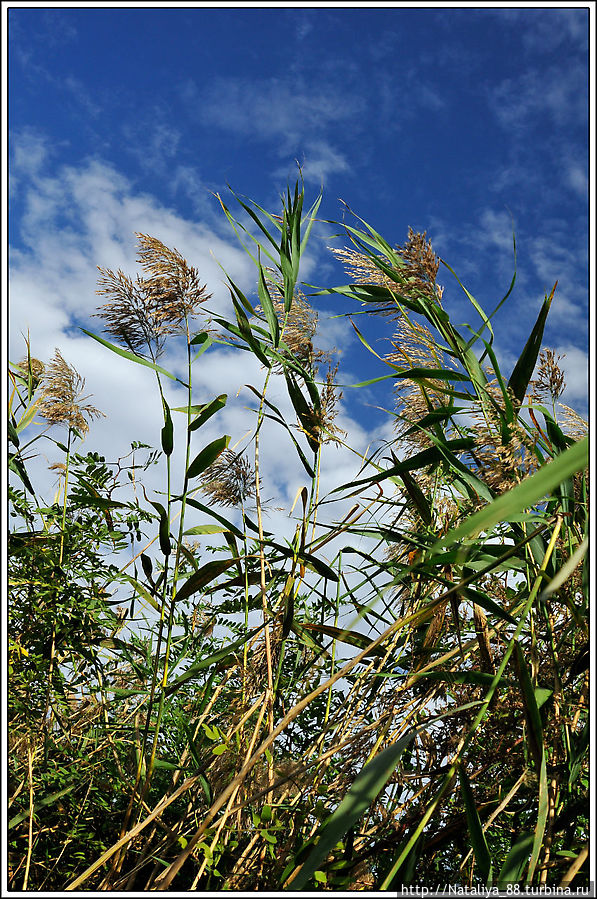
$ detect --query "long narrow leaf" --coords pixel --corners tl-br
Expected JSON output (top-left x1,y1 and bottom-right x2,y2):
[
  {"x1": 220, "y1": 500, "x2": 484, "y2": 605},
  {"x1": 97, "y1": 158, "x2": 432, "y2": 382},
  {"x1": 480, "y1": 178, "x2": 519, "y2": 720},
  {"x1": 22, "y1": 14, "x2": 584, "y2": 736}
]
[
  {"x1": 507, "y1": 282, "x2": 556, "y2": 405},
  {"x1": 497, "y1": 833, "x2": 534, "y2": 888},
  {"x1": 173, "y1": 557, "x2": 239, "y2": 604},
  {"x1": 458, "y1": 763, "x2": 493, "y2": 885},
  {"x1": 289, "y1": 731, "x2": 416, "y2": 889},
  {"x1": 187, "y1": 435, "x2": 230, "y2": 480},
  {"x1": 80, "y1": 328, "x2": 184, "y2": 384},
  {"x1": 433, "y1": 437, "x2": 588, "y2": 550}
]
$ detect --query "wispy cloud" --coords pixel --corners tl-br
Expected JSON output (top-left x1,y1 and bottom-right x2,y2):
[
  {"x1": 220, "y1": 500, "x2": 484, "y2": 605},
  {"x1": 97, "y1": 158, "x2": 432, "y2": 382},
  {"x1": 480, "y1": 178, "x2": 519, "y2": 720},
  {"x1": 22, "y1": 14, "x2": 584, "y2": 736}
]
[
  {"x1": 11, "y1": 25, "x2": 101, "y2": 118},
  {"x1": 192, "y1": 75, "x2": 364, "y2": 148},
  {"x1": 490, "y1": 61, "x2": 587, "y2": 131},
  {"x1": 275, "y1": 140, "x2": 352, "y2": 185},
  {"x1": 492, "y1": 8, "x2": 588, "y2": 53},
  {"x1": 122, "y1": 115, "x2": 183, "y2": 174}
]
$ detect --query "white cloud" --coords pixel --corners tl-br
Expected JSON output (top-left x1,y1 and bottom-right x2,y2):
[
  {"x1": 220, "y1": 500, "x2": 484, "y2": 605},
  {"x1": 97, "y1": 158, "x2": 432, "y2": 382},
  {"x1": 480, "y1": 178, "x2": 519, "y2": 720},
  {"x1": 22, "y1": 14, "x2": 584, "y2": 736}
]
[
  {"x1": 296, "y1": 140, "x2": 352, "y2": 184},
  {"x1": 195, "y1": 75, "x2": 364, "y2": 149},
  {"x1": 495, "y1": 8, "x2": 587, "y2": 53},
  {"x1": 9, "y1": 149, "x2": 387, "y2": 572},
  {"x1": 491, "y1": 61, "x2": 587, "y2": 131},
  {"x1": 565, "y1": 162, "x2": 589, "y2": 198},
  {"x1": 552, "y1": 345, "x2": 589, "y2": 411}
]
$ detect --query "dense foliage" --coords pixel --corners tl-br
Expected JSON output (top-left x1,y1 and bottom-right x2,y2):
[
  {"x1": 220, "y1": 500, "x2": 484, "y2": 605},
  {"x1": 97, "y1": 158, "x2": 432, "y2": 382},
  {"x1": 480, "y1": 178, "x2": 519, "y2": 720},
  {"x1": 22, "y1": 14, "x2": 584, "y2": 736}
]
[{"x1": 8, "y1": 182, "x2": 589, "y2": 891}]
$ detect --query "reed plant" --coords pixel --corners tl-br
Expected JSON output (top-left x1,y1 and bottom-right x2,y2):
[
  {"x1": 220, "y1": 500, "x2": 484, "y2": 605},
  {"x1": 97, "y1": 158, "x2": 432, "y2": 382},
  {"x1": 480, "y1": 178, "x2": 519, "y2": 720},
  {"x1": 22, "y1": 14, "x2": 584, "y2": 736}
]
[{"x1": 8, "y1": 180, "x2": 588, "y2": 891}]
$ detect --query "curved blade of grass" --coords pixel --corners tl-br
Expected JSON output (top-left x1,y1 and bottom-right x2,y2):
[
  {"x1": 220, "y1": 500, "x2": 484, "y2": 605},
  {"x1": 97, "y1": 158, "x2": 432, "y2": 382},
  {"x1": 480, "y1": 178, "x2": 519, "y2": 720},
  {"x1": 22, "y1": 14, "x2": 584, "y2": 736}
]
[
  {"x1": 183, "y1": 524, "x2": 230, "y2": 536},
  {"x1": 161, "y1": 398, "x2": 173, "y2": 457},
  {"x1": 526, "y1": 750, "x2": 549, "y2": 883},
  {"x1": 285, "y1": 372, "x2": 319, "y2": 453},
  {"x1": 433, "y1": 436, "x2": 588, "y2": 550},
  {"x1": 181, "y1": 497, "x2": 244, "y2": 539},
  {"x1": 121, "y1": 572, "x2": 160, "y2": 613},
  {"x1": 226, "y1": 279, "x2": 272, "y2": 367},
  {"x1": 513, "y1": 641, "x2": 544, "y2": 771},
  {"x1": 400, "y1": 470, "x2": 432, "y2": 526},
  {"x1": 148, "y1": 500, "x2": 171, "y2": 557},
  {"x1": 507, "y1": 282, "x2": 556, "y2": 405},
  {"x1": 298, "y1": 623, "x2": 388, "y2": 658},
  {"x1": 314, "y1": 283, "x2": 424, "y2": 317},
  {"x1": 189, "y1": 329, "x2": 213, "y2": 349},
  {"x1": 268, "y1": 539, "x2": 339, "y2": 582},
  {"x1": 81, "y1": 328, "x2": 185, "y2": 384},
  {"x1": 258, "y1": 261, "x2": 280, "y2": 347},
  {"x1": 187, "y1": 395, "x2": 227, "y2": 432},
  {"x1": 289, "y1": 730, "x2": 416, "y2": 889},
  {"x1": 261, "y1": 413, "x2": 315, "y2": 478},
  {"x1": 497, "y1": 833, "x2": 534, "y2": 889},
  {"x1": 9, "y1": 782, "x2": 77, "y2": 829},
  {"x1": 186, "y1": 435, "x2": 230, "y2": 480},
  {"x1": 442, "y1": 258, "x2": 497, "y2": 349},
  {"x1": 332, "y1": 437, "x2": 476, "y2": 493},
  {"x1": 458, "y1": 762, "x2": 493, "y2": 885},
  {"x1": 173, "y1": 557, "x2": 239, "y2": 604},
  {"x1": 9, "y1": 455, "x2": 35, "y2": 493}
]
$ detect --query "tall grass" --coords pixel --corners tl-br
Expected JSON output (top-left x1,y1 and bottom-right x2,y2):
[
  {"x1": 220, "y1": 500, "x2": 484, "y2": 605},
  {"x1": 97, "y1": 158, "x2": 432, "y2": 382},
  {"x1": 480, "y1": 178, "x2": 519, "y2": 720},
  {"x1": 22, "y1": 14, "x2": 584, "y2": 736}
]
[{"x1": 8, "y1": 180, "x2": 589, "y2": 891}]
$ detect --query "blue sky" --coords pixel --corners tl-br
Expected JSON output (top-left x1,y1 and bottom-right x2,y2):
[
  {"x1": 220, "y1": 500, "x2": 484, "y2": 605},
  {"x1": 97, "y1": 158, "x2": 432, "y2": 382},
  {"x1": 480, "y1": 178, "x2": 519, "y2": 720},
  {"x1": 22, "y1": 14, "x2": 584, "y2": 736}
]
[{"x1": 7, "y1": 3, "x2": 591, "y2": 521}]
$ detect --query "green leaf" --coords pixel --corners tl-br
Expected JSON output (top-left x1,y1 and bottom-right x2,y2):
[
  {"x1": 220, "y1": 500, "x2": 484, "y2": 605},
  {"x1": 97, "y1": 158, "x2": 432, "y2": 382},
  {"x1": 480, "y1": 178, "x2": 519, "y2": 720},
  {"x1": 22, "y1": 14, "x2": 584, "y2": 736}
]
[
  {"x1": 187, "y1": 435, "x2": 230, "y2": 480},
  {"x1": 161, "y1": 399, "x2": 174, "y2": 457},
  {"x1": 183, "y1": 524, "x2": 230, "y2": 536},
  {"x1": 314, "y1": 282, "x2": 423, "y2": 317},
  {"x1": 258, "y1": 263, "x2": 280, "y2": 347},
  {"x1": 333, "y1": 438, "x2": 476, "y2": 493},
  {"x1": 8, "y1": 418, "x2": 20, "y2": 447},
  {"x1": 290, "y1": 731, "x2": 416, "y2": 889},
  {"x1": 285, "y1": 372, "x2": 319, "y2": 453},
  {"x1": 392, "y1": 366, "x2": 472, "y2": 382},
  {"x1": 81, "y1": 328, "x2": 184, "y2": 384},
  {"x1": 173, "y1": 557, "x2": 239, "y2": 604},
  {"x1": 153, "y1": 758, "x2": 183, "y2": 771},
  {"x1": 458, "y1": 763, "x2": 492, "y2": 885},
  {"x1": 299, "y1": 623, "x2": 387, "y2": 658},
  {"x1": 8, "y1": 455, "x2": 35, "y2": 494},
  {"x1": 433, "y1": 437, "x2": 588, "y2": 550},
  {"x1": 245, "y1": 384, "x2": 315, "y2": 477},
  {"x1": 526, "y1": 750, "x2": 549, "y2": 883},
  {"x1": 148, "y1": 500, "x2": 171, "y2": 557},
  {"x1": 181, "y1": 497, "x2": 244, "y2": 538},
  {"x1": 461, "y1": 586, "x2": 518, "y2": 626},
  {"x1": 189, "y1": 331, "x2": 214, "y2": 360},
  {"x1": 513, "y1": 642, "x2": 544, "y2": 771},
  {"x1": 507, "y1": 283, "x2": 556, "y2": 405},
  {"x1": 186, "y1": 394, "x2": 227, "y2": 432},
  {"x1": 9, "y1": 782, "x2": 77, "y2": 828},
  {"x1": 399, "y1": 470, "x2": 432, "y2": 526},
  {"x1": 497, "y1": 833, "x2": 534, "y2": 889},
  {"x1": 227, "y1": 280, "x2": 272, "y2": 367},
  {"x1": 121, "y1": 572, "x2": 160, "y2": 612}
]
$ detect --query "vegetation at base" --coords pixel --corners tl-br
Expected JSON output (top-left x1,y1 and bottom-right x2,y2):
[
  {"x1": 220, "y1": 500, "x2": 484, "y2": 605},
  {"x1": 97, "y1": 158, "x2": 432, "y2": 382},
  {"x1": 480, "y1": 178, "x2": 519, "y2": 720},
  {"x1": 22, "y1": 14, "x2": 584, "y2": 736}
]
[{"x1": 8, "y1": 180, "x2": 589, "y2": 891}]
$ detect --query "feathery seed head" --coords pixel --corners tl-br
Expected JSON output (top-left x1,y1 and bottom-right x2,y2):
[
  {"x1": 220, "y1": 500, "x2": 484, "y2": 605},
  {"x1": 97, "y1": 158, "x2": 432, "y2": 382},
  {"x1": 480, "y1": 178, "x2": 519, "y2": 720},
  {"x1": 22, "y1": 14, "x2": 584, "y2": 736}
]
[
  {"x1": 330, "y1": 227, "x2": 443, "y2": 318},
  {"x1": 200, "y1": 449, "x2": 257, "y2": 508},
  {"x1": 16, "y1": 356, "x2": 45, "y2": 386},
  {"x1": 533, "y1": 348, "x2": 566, "y2": 403},
  {"x1": 95, "y1": 234, "x2": 212, "y2": 359},
  {"x1": 37, "y1": 349, "x2": 104, "y2": 435}
]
